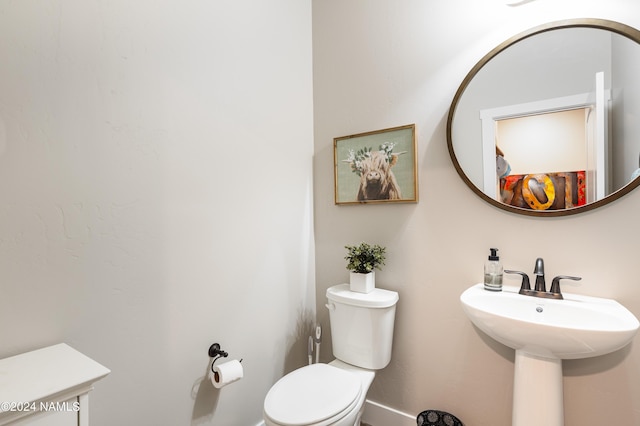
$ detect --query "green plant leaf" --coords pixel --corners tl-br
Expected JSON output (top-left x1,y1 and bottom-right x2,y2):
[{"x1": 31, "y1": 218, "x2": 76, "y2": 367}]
[{"x1": 344, "y1": 242, "x2": 386, "y2": 273}]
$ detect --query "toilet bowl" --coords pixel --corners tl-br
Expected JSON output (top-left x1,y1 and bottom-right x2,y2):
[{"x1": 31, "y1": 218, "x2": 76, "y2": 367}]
[
  {"x1": 263, "y1": 284, "x2": 399, "y2": 426},
  {"x1": 263, "y1": 360, "x2": 374, "y2": 426}
]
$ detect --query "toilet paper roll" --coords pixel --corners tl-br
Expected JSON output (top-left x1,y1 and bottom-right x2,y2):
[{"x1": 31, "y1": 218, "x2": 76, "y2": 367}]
[{"x1": 210, "y1": 359, "x2": 243, "y2": 389}]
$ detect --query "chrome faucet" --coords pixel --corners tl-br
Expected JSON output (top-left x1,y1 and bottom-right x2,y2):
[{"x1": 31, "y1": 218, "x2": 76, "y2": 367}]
[{"x1": 505, "y1": 257, "x2": 581, "y2": 300}]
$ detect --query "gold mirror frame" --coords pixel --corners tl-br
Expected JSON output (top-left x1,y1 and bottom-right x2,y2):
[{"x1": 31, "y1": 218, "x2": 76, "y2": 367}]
[{"x1": 447, "y1": 18, "x2": 640, "y2": 217}]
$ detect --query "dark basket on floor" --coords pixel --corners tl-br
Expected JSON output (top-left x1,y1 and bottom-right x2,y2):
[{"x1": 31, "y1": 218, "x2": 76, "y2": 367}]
[{"x1": 416, "y1": 409, "x2": 464, "y2": 426}]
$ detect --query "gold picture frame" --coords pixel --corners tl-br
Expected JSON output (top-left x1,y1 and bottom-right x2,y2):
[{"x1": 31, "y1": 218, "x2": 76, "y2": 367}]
[{"x1": 334, "y1": 124, "x2": 418, "y2": 205}]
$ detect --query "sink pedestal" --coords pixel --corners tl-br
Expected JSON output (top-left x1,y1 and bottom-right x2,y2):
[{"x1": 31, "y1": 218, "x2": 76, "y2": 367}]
[{"x1": 513, "y1": 351, "x2": 564, "y2": 426}]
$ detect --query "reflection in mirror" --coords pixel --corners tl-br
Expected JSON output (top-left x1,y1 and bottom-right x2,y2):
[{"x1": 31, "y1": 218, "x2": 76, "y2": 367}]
[{"x1": 448, "y1": 19, "x2": 640, "y2": 216}]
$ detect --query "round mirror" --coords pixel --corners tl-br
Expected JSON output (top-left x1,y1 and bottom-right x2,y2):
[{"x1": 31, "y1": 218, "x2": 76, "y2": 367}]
[{"x1": 447, "y1": 19, "x2": 640, "y2": 216}]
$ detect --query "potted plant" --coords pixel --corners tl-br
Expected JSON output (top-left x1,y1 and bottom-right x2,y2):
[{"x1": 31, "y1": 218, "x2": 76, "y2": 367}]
[{"x1": 344, "y1": 242, "x2": 386, "y2": 293}]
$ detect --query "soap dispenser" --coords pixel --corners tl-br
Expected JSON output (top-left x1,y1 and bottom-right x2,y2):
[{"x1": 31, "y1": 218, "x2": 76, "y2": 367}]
[{"x1": 484, "y1": 248, "x2": 503, "y2": 291}]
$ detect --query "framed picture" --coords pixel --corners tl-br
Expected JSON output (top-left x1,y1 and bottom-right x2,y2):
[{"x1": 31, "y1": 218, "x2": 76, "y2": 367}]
[{"x1": 334, "y1": 124, "x2": 418, "y2": 205}]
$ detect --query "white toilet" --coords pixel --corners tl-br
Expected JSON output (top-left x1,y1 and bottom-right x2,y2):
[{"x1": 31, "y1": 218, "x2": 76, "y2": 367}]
[{"x1": 263, "y1": 283, "x2": 399, "y2": 426}]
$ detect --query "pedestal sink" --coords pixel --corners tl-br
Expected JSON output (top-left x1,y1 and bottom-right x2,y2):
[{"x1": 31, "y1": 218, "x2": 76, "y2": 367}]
[{"x1": 460, "y1": 283, "x2": 639, "y2": 426}]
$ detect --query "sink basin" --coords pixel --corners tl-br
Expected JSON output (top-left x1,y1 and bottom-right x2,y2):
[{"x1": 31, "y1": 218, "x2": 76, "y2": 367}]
[
  {"x1": 461, "y1": 283, "x2": 639, "y2": 426},
  {"x1": 461, "y1": 283, "x2": 639, "y2": 359}
]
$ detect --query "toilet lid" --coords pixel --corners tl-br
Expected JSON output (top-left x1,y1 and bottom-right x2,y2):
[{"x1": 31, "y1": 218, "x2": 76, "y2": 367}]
[{"x1": 264, "y1": 363, "x2": 362, "y2": 425}]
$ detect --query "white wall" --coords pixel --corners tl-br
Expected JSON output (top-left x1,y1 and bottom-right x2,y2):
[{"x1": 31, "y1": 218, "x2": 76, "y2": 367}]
[
  {"x1": 0, "y1": 1, "x2": 314, "y2": 425},
  {"x1": 313, "y1": 0, "x2": 640, "y2": 425},
  {"x1": 612, "y1": 32, "x2": 640, "y2": 189},
  {"x1": 498, "y1": 109, "x2": 587, "y2": 174}
]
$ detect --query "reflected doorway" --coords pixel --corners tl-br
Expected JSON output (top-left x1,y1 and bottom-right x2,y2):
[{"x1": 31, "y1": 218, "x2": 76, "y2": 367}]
[{"x1": 480, "y1": 73, "x2": 609, "y2": 211}]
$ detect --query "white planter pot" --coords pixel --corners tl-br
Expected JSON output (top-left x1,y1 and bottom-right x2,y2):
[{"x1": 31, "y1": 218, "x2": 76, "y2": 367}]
[{"x1": 349, "y1": 271, "x2": 375, "y2": 293}]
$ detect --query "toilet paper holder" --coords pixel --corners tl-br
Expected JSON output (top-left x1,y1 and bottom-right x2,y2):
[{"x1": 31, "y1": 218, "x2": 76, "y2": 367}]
[
  {"x1": 208, "y1": 343, "x2": 228, "y2": 363},
  {"x1": 208, "y1": 343, "x2": 242, "y2": 373}
]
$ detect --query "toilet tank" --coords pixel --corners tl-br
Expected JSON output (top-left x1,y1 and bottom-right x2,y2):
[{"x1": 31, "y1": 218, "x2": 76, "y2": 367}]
[{"x1": 326, "y1": 284, "x2": 399, "y2": 370}]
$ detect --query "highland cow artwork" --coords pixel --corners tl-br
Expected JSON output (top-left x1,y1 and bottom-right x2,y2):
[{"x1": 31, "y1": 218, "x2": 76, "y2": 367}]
[{"x1": 334, "y1": 124, "x2": 418, "y2": 204}]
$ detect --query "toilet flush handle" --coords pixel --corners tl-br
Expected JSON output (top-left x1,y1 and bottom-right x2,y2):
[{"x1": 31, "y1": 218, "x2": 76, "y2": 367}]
[{"x1": 325, "y1": 303, "x2": 336, "y2": 312}]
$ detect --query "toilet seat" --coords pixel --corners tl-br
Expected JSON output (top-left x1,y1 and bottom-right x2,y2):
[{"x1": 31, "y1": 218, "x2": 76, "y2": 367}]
[{"x1": 263, "y1": 363, "x2": 362, "y2": 425}]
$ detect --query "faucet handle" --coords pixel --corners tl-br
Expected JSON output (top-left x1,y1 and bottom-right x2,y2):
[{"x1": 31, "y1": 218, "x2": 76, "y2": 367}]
[
  {"x1": 549, "y1": 275, "x2": 582, "y2": 295},
  {"x1": 505, "y1": 270, "x2": 531, "y2": 292}
]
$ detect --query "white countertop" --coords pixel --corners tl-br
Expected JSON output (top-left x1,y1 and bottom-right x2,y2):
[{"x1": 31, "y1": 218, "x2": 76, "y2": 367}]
[{"x1": 0, "y1": 343, "x2": 110, "y2": 421}]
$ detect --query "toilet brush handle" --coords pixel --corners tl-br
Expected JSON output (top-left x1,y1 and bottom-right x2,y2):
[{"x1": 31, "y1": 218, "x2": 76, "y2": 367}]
[{"x1": 314, "y1": 325, "x2": 322, "y2": 364}]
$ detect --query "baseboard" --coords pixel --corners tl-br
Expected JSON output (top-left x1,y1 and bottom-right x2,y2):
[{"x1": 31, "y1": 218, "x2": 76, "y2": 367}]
[{"x1": 361, "y1": 399, "x2": 415, "y2": 426}]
